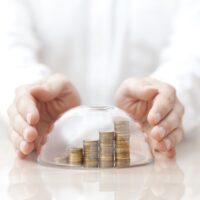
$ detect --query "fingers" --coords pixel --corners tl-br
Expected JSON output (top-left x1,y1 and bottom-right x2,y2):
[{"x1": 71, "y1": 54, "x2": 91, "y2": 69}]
[
  {"x1": 30, "y1": 74, "x2": 81, "y2": 119},
  {"x1": 148, "y1": 85, "x2": 176, "y2": 125},
  {"x1": 8, "y1": 105, "x2": 38, "y2": 142},
  {"x1": 9, "y1": 129, "x2": 35, "y2": 158},
  {"x1": 117, "y1": 79, "x2": 158, "y2": 102},
  {"x1": 15, "y1": 91, "x2": 40, "y2": 126},
  {"x1": 151, "y1": 100, "x2": 184, "y2": 141},
  {"x1": 30, "y1": 74, "x2": 75, "y2": 102},
  {"x1": 155, "y1": 127, "x2": 184, "y2": 152}
]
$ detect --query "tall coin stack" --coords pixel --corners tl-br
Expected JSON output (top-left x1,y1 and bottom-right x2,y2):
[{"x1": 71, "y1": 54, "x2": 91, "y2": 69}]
[
  {"x1": 83, "y1": 140, "x2": 99, "y2": 168},
  {"x1": 114, "y1": 120, "x2": 130, "y2": 168},
  {"x1": 99, "y1": 132, "x2": 115, "y2": 168},
  {"x1": 68, "y1": 148, "x2": 83, "y2": 166}
]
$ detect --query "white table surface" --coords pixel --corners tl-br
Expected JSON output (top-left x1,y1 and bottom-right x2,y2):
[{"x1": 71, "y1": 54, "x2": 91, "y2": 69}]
[{"x1": 0, "y1": 121, "x2": 199, "y2": 200}]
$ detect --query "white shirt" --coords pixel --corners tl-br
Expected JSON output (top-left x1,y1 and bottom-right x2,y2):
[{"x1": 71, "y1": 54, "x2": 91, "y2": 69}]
[{"x1": 0, "y1": 0, "x2": 199, "y2": 131}]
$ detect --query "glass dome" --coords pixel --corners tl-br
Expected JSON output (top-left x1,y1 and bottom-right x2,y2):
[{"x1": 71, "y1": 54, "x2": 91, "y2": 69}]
[{"x1": 37, "y1": 105, "x2": 153, "y2": 169}]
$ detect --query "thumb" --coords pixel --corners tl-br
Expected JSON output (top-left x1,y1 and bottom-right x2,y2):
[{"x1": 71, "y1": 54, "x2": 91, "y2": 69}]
[
  {"x1": 136, "y1": 86, "x2": 158, "y2": 101},
  {"x1": 30, "y1": 74, "x2": 72, "y2": 102},
  {"x1": 30, "y1": 85, "x2": 59, "y2": 102}
]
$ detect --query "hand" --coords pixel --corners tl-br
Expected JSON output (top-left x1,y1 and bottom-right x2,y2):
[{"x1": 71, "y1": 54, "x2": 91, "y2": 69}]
[
  {"x1": 115, "y1": 78, "x2": 185, "y2": 158},
  {"x1": 7, "y1": 74, "x2": 81, "y2": 158}
]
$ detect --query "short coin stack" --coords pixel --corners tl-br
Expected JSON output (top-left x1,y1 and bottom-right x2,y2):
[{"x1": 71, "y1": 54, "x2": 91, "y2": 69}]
[
  {"x1": 68, "y1": 148, "x2": 83, "y2": 166},
  {"x1": 99, "y1": 132, "x2": 115, "y2": 168},
  {"x1": 114, "y1": 120, "x2": 130, "y2": 167},
  {"x1": 83, "y1": 140, "x2": 99, "y2": 168}
]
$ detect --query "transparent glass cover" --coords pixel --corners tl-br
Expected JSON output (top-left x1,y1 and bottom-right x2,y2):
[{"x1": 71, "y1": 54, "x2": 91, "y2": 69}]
[{"x1": 37, "y1": 106, "x2": 153, "y2": 169}]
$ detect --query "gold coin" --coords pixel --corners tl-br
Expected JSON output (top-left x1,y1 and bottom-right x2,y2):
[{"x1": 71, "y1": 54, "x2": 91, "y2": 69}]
[
  {"x1": 115, "y1": 148, "x2": 130, "y2": 154},
  {"x1": 115, "y1": 133, "x2": 129, "y2": 138},
  {"x1": 99, "y1": 151, "x2": 114, "y2": 156},
  {"x1": 69, "y1": 147, "x2": 83, "y2": 152},
  {"x1": 84, "y1": 146, "x2": 98, "y2": 151},
  {"x1": 115, "y1": 152, "x2": 130, "y2": 157},
  {"x1": 115, "y1": 140, "x2": 129, "y2": 145},
  {"x1": 84, "y1": 160, "x2": 98, "y2": 168},
  {"x1": 99, "y1": 143, "x2": 114, "y2": 148},
  {"x1": 99, "y1": 161, "x2": 114, "y2": 168},
  {"x1": 115, "y1": 145, "x2": 129, "y2": 150},
  {"x1": 114, "y1": 120, "x2": 130, "y2": 126},
  {"x1": 99, "y1": 156, "x2": 114, "y2": 161},
  {"x1": 99, "y1": 132, "x2": 115, "y2": 139}
]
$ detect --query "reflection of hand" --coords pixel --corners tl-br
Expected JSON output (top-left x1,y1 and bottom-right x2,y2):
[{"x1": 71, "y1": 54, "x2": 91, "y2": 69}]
[
  {"x1": 115, "y1": 78, "x2": 185, "y2": 158},
  {"x1": 140, "y1": 153, "x2": 185, "y2": 200},
  {"x1": 8, "y1": 158, "x2": 52, "y2": 200},
  {"x1": 7, "y1": 74, "x2": 81, "y2": 158}
]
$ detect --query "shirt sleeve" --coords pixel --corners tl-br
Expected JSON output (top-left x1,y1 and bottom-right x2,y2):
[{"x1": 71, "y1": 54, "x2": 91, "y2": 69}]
[
  {"x1": 151, "y1": 2, "x2": 200, "y2": 132},
  {"x1": 0, "y1": 0, "x2": 51, "y2": 122}
]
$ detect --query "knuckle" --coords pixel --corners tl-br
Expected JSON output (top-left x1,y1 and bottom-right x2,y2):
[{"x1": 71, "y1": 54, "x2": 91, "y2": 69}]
[
  {"x1": 166, "y1": 84, "x2": 176, "y2": 96},
  {"x1": 161, "y1": 114, "x2": 176, "y2": 133},
  {"x1": 159, "y1": 103, "x2": 169, "y2": 114},
  {"x1": 166, "y1": 95, "x2": 175, "y2": 106}
]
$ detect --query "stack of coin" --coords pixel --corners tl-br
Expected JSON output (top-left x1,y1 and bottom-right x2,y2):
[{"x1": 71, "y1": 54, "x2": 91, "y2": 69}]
[
  {"x1": 68, "y1": 148, "x2": 83, "y2": 166},
  {"x1": 114, "y1": 120, "x2": 130, "y2": 167},
  {"x1": 83, "y1": 140, "x2": 99, "y2": 168},
  {"x1": 99, "y1": 132, "x2": 115, "y2": 168}
]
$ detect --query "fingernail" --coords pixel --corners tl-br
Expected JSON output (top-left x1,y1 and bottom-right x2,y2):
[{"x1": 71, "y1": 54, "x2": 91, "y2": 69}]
[
  {"x1": 26, "y1": 113, "x2": 32, "y2": 124},
  {"x1": 164, "y1": 139, "x2": 171, "y2": 150},
  {"x1": 153, "y1": 113, "x2": 161, "y2": 124}
]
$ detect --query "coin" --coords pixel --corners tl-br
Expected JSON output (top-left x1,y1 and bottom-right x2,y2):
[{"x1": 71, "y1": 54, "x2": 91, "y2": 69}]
[
  {"x1": 99, "y1": 132, "x2": 115, "y2": 143},
  {"x1": 99, "y1": 131, "x2": 115, "y2": 168},
  {"x1": 68, "y1": 148, "x2": 83, "y2": 166},
  {"x1": 99, "y1": 161, "x2": 114, "y2": 168},
  {"x1": 115, "y1": 159, "x2": 130, "y2": 168},
  {"x1": 114, "y1": 120, "x2": 130, "y2": 125},
  {"x1": 114, "y1": 120, "x2": 131, "y2": 168},
  {"x1": 84, "y1": 160, "x2": 99, "y2": 168},
  {"x1": 83, "y1": 140, "x2": 99, "y2": 168}
]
